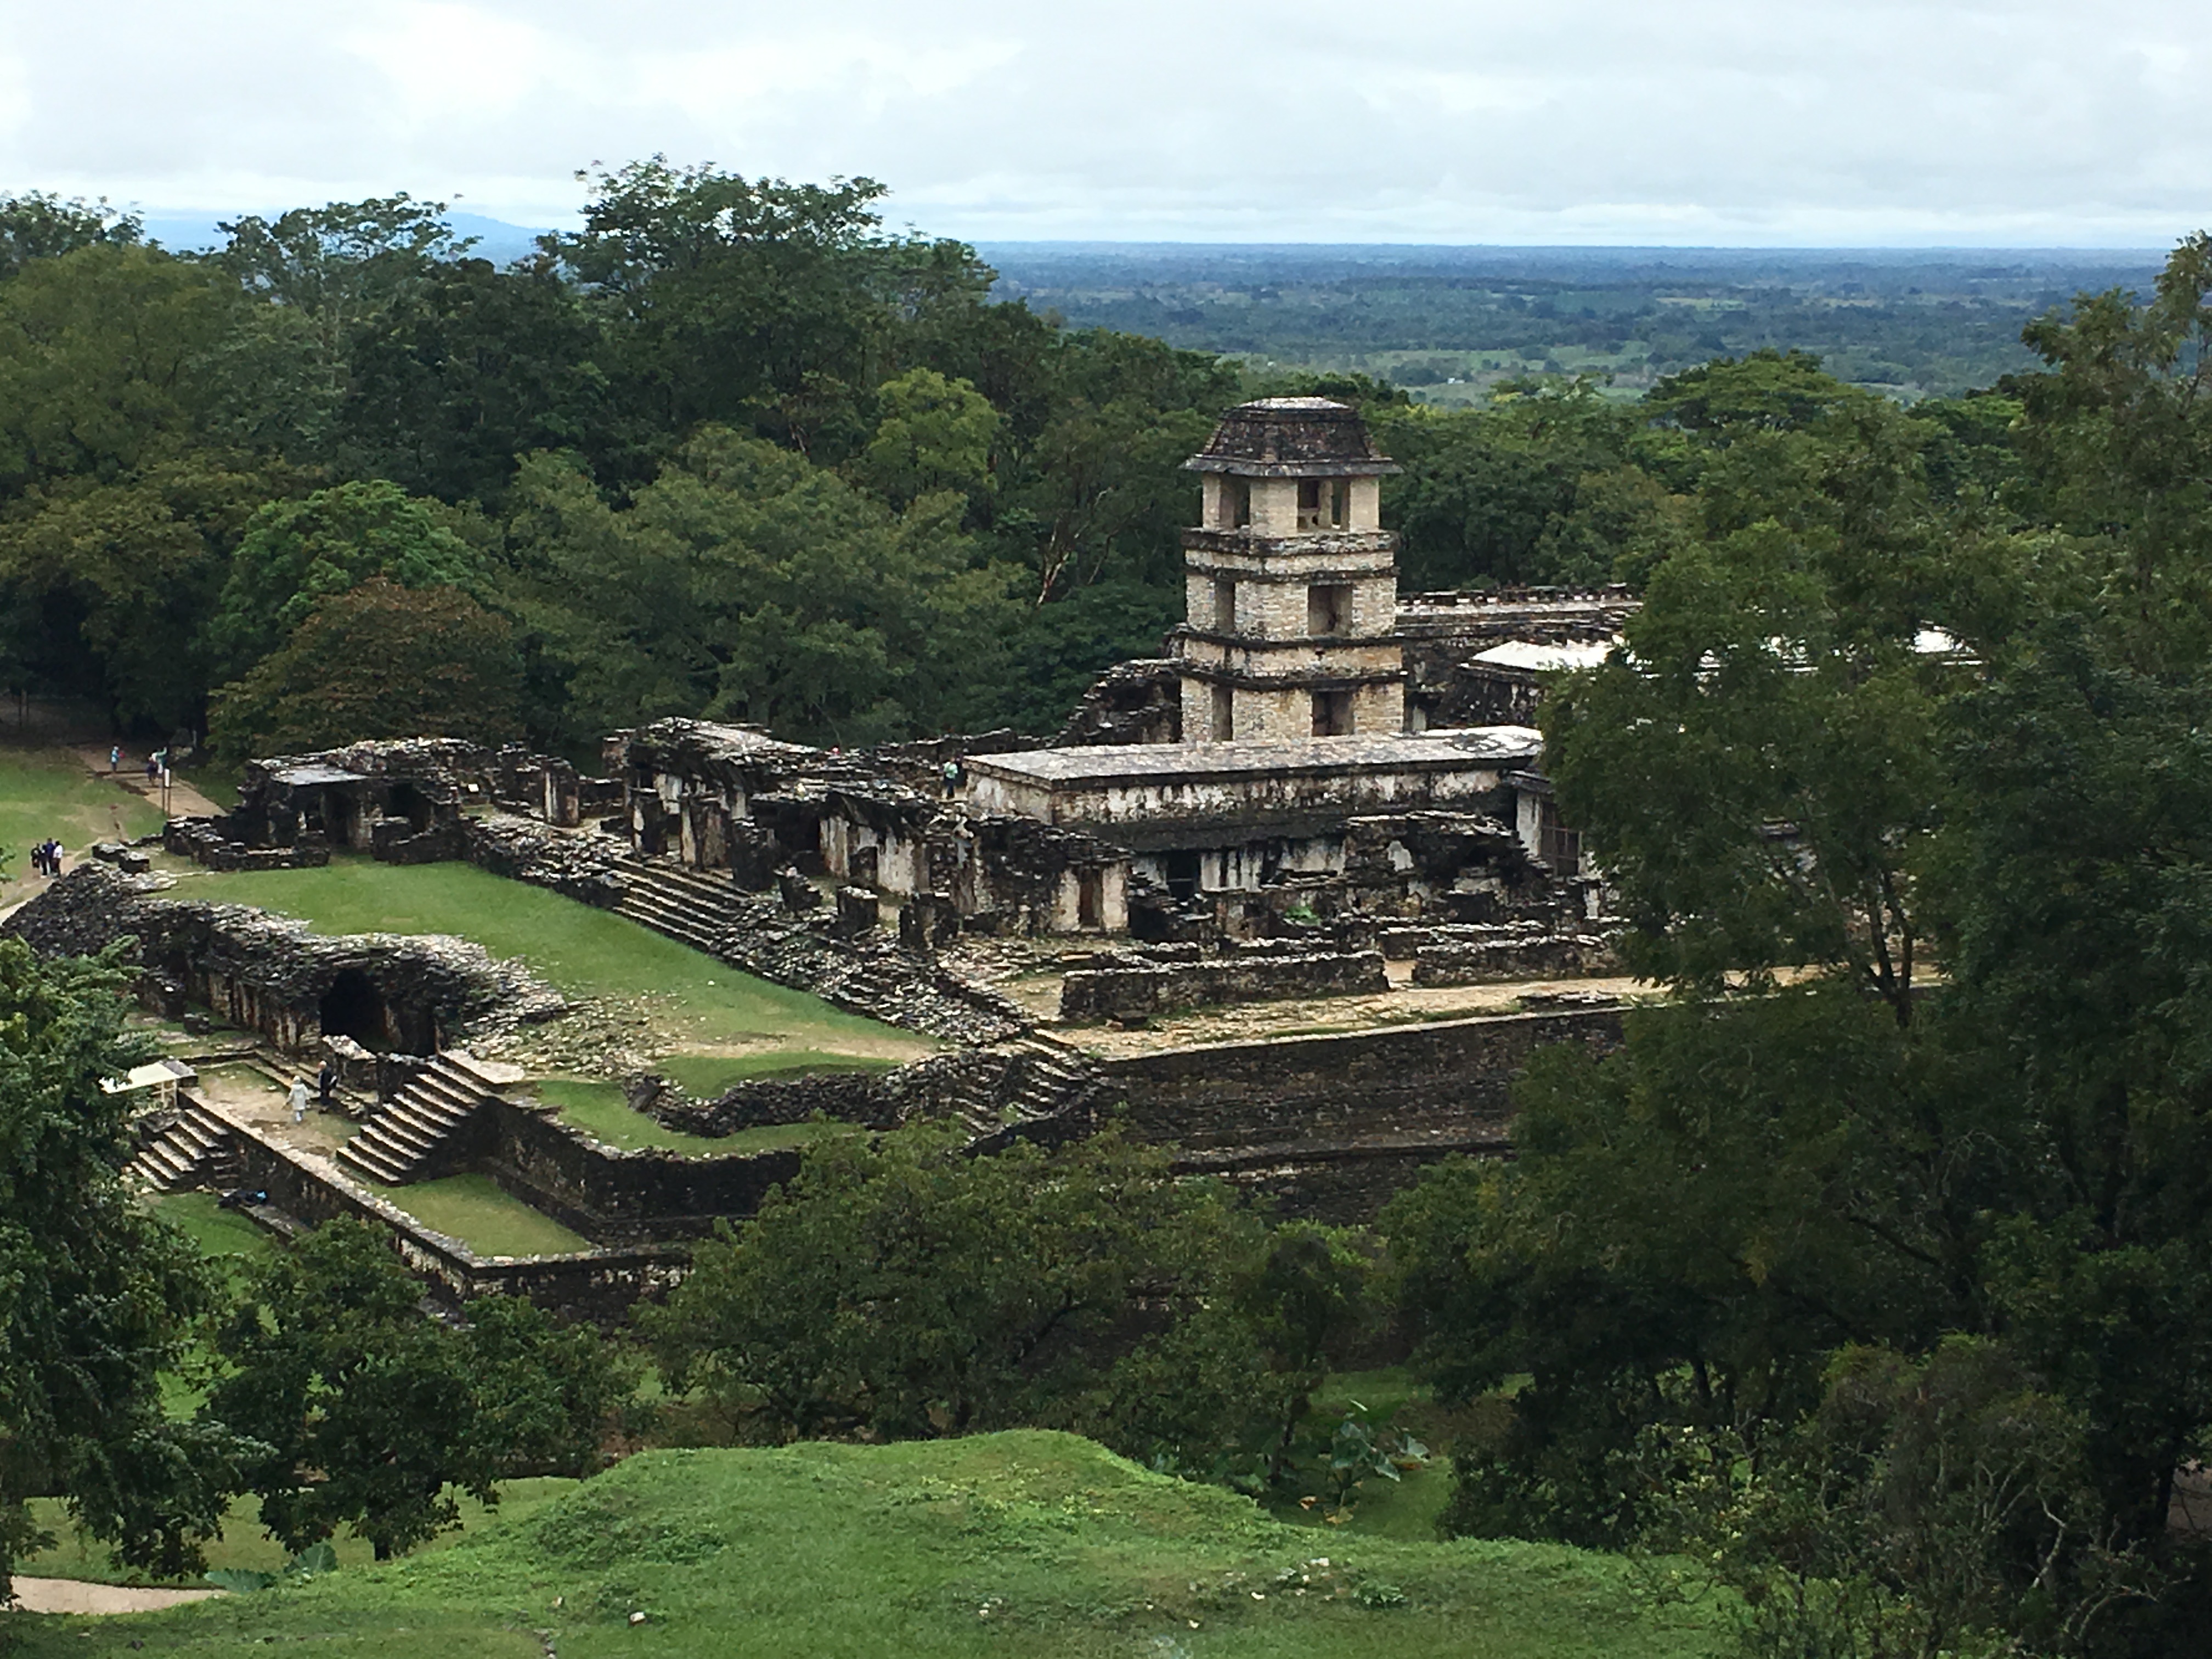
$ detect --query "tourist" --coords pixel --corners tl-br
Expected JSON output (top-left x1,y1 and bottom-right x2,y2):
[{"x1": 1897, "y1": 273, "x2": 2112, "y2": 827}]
[
  {"x1": 288, "y1": 1077, "x2": 309, "y2": 1124},
  {"x1": 940, "y1": 755, "x2": 966, "y2": 798},
  {"x1": 108, "y1": 744, "x2": 120, "y2": 772},
  {"x1": 317, "y1": 1058, "x2": 337, "y2": 1110}
]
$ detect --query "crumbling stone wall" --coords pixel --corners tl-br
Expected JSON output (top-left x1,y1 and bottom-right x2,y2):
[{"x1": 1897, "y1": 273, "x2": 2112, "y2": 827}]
[
  {"x1": 481, "y1": 1100, "x2": 806, "y2": 1243},
  {"x1": 1053, "y1": 659, "x2": 1182, "y2": 747},
  {"x1": 2, "y1": 865, "x2": 563, "y2": 1056},
  {"x1": 1100, "y1": 1006, "x2": 1623, "y2": 1218},
  {"x1": 1388, "y1": 921, "x2": 1621, "y2": 984},
  {"x1": 1059, "y1": 947, "x2": 1388, "y2": 1022},
  {"x1": 1397, "y1": 586, "x2": 1637, "y2": 732},
  {"x1": 210, "y1": 1097, "x2": 687, "y2": 1322}
]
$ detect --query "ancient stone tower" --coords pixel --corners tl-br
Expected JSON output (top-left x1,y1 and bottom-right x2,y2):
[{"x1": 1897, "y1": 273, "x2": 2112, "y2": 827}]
[{"x1": 1171, "y1": 397, "x2": 1404, "y2": 743}]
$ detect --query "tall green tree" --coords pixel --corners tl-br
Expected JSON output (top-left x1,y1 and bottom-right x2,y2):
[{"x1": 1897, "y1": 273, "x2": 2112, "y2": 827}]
[
  {"x1": 0, "y1": 244, "x2": 236, "y2": 496},
  {"x1": 212, "y1": 195, "x2": 475, "y2": 460},
  {"x1": 208, "y1": 577, "x2": 522, "y2": 760},
  {"x1": 505, "y1": 426, "x2": 1019, "y2": 746},
  {"x1": 0, "y1": 940, "x2": 241, "y2": 1592},
  {"x1": 551, "y1": 159, "x2": 991, "y2": 472},
  {"x1": 207, "y1": 478, "x2": 484, "y2": 681},
  {"x1": 643, "y1": 1124, "x2": 1284, "y2": 1468},
  {"x1": 0, "y1": 191, "x2": 142, "y2": 281},
  {"x1": 337, "y1": 256, "x2": 608, "y2": 506},
  {"x1": 0, "y1": 453, "x2": 303, "y2": 727},
  {"x1": 207, "y1": 1219, "x2": 627, "y2": 1559}
]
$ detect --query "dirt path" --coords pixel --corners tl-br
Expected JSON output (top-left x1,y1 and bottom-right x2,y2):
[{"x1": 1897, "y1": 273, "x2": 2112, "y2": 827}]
[
  {"x1": 10, "y1": 1576, "x2": 222, "y2": 1614},
  {"x1": 70, "y1": 746, "x2": 224, "y2": 821}
]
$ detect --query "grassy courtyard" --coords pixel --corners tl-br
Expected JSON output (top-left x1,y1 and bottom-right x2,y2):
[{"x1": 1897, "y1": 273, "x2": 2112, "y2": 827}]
[
  {"x1": 533, "y1": 1077, "x2": 867, "y2": 1156},
  {"x1": 8, "y1": 1431, "x2": 1726, "y2": 1657},
  {"x1": 363, "y1": 1172, "x2": 590, "y2": 1257},
  {"x1": 157, "y1": 855, "x2": 934, "y2": 1147}
]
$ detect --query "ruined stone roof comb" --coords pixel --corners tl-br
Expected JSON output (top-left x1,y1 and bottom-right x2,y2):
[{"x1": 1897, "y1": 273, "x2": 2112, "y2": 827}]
[{"x1": 1184, "y1": 397, "x2": 1400, "y2": 477}]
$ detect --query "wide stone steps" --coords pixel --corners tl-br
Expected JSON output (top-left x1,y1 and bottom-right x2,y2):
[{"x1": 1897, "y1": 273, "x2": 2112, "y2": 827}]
[
  {"x1": 336, "y1": 1053, "x2": 507, "y2": 1187},
  {"x1": 128, "y1": 1099, "x2": 243, "y2": 1193},
  {"x1": 612, "y1": 859, "x2": 749, "y2": 953},
  {"x1": 941, "y1": 1035, "x2": 1110, "y2": 1144},
  {"x1": 605, "y1": 853, "x2": 1030, "y2": 1046}
]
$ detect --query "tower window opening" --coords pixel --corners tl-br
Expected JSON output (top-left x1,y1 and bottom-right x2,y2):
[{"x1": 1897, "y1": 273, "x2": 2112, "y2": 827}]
[
  {"x1": 1229, "y1": 478, "x2": 1251, "y2": 528},
  {"x1": 1307, "y1": 583, "x2": 1352, "y2": 636},
  {"x1": 1329, "y1": 479, "x2": 1349, "y2": 527},
  {"x1": 1312, "y1": 688, "x2": 1355, "y2": 737},
  {"x1": 1212, "y1": 578, "x2": 1237, "y2": 633},
  {"x1": 1211, "y1": 683, "x2": 1235, "y2": 741},
  {"x1": 1296, "y1": 477, "x2": 1323, "y2": 529}
]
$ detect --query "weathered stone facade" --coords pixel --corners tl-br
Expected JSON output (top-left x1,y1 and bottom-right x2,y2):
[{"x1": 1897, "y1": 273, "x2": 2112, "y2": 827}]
[
  {"x1": 1059, "y1": 946, "x2": 1389, "y2": 1022},
  {"x1": 1101, "y1": 1005, "x2": 1624, "y2": 1221},
  {"x1": 3, "y1": 864, "x2": 564, "y2": 1055}
]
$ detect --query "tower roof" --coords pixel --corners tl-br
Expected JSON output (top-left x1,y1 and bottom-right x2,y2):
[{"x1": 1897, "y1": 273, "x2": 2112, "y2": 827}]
[{"x1": 1183, "y1": 397, "x2": 1400, "y2": 478}]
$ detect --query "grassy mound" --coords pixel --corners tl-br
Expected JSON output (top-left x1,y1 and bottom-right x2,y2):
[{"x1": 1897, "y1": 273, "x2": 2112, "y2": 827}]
[{"x1": 11, "y1": 1431, "x2": 1724, "y2": 1657}]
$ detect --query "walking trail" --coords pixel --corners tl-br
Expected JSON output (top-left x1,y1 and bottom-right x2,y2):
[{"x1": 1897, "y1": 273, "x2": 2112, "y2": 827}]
[{"x1": 10, "y1": 1576, "x2": 222, "y2": 1613}]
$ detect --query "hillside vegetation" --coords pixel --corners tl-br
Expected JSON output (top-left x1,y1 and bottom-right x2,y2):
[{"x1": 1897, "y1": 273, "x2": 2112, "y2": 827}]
[{"x1": 11, "y1": 1432, "x2": 1724, "y2": 1658}]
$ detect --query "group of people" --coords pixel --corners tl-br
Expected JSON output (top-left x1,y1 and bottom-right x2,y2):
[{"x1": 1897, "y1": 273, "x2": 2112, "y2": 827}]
[
  {"x1": 286, "y1": 1060, "x2": 341, "y2": 1124},
  {"x1": 26, "y1": 838, "x2": 64, "y2": 877}
]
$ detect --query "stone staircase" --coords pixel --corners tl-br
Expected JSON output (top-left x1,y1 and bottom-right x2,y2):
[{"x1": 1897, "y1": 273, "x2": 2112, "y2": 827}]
[
  {"x1": 128, "y1": 1098, "x2": 245, "y2": 1193},
  {"x1": 335, "y1": 1052, "x2": 516, "y2": 1187},
  {"x1": 940, "y1": 1034, "x2": 1112, "y2": 1146},
  {"x1": 608, "y1": 854, "x2": 1029, "y2": 1046},
  {"x1": 612, "y1": 857, "x2": 748, "y2": 953}
]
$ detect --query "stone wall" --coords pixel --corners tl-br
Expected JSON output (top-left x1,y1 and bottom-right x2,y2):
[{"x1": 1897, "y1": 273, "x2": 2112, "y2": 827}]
[
  {"x1": 1053, "y1": 659, "x2": 1181, "y2": 748},
  {"x1": 1060, "y1": 949, "x2": 1388, "y2": 1022},
  {"x1": 214, "y1": 1100, "x2": 687, "y2": 1323},
  {"x1": 1385, "y1": 922, "x2": 1621, "y2": 984},
  {"x1": 642, "y1": 1068, "x2": 899, "y2": 1136},
  {"x1": 1098, "y1": 1006, "x2": 1623, "y2": 1220},
  {"x1": 1, "y1": 865, "x2": 565, "y2": 1056},
  {"x1": 164, "y1": 818, "x2": 329, "y2": 871},
  {"x1": 479, "y1": 1100, "x2": 803, "y2": 1243}
]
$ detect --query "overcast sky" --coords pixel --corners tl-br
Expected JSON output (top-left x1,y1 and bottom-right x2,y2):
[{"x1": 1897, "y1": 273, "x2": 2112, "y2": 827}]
[{"x1": 1, "y1": 0, "x2": 2204, "y2": 246}]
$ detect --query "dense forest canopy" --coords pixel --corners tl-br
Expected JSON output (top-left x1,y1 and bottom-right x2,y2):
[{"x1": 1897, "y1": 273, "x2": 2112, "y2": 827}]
[{"x1": 0, "y1": 166, "x2": 2106, "y2": 764}]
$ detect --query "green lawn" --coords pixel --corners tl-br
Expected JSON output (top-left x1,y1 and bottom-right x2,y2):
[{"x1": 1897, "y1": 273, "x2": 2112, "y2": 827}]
[
  {"x1": 10, "y1": 1431, "x2": 1726, "y2": 1657},
  {"x1": 166, "y1": 857, "x2": 933, "y2": 1065},
  {"x1": 1261, "y1": 1369, "x2": 1457, "y2": 1543},
  {"x1": 533, "y1": 1077, "x2": 866, "y2": 1156},
  {"x1": 0, "y1": 746, "x2": 161, "y2": 883},
  {"x1": 368, "y1": 1173, "x2": 590, "y2": 1257},
  {"x1": 152, "y1": 1193, "x2": 278, "y2": 1288},
  {"x1": 21, "y1": 1480, "x2": 579, "y2": 1589}
]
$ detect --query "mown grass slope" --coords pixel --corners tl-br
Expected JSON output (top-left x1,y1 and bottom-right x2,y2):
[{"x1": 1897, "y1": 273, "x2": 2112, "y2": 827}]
[
  {"x1": 170, "y1": 857, "x2": 919, "y2": 1058},
  {"x1": 0, "y1": 748, "x2": 162, "y2": 904},
  {"x1": 12, "y1": 1431, "x2": 1723, "y2": 1657}
]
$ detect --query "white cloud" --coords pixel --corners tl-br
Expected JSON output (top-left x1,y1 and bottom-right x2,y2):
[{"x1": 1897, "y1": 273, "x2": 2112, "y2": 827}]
[{"x1": 0, "y1": 0, "x2": 2205, "y2": 243}]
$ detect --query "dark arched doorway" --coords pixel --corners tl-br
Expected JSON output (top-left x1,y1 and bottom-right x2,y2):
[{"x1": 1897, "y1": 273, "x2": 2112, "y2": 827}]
[{"x1": 319, "y1": 969, "x2": 385, "y2": 1048}]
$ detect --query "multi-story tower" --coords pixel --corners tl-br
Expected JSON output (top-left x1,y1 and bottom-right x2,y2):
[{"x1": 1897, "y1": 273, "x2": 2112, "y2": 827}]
[{"x1": 1170, "y1": 397, "x2": 1404, "y2": 743}]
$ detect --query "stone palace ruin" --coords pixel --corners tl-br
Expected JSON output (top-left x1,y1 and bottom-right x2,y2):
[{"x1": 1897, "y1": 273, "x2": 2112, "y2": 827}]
[{"x1": 5, "y1": 397, "x2": 1635, "y2": 1316}]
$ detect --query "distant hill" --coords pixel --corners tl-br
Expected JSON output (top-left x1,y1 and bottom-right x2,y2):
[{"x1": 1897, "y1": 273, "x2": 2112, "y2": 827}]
[
  {"x1": 26, "y1": 1431, "x2": 1725, "y2": 1656},
  {"x1": 136, "y1": 210, "x2": 552, "y2": 265},
  {"x1": 977, "y1": 242, "x2": 2171, "y2": 400}
]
